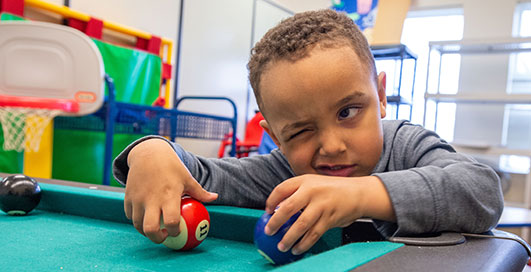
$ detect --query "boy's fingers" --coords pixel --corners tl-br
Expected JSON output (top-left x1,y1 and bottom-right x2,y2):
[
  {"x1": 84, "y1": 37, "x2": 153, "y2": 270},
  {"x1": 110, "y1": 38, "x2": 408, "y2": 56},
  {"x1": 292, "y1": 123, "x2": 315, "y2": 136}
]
[
  {"x1": 265, "y1": 178, "x2": 300, "y2": 214},
  {"x1": 265, "y1": 192, "x2": 308, "y2": 236},
  {"x1": 131, "y1": 204, "x2": 146, "y2": 236},
  {"x1": 291, "y1": 218, "x2": 328, "y2": 255},
  {"x1": 277, "y1": 207, "x2": 321, "y2": 253},
  {"x1": 185, "y1": 179, "x2": 218, "y2": 203},
  {"x1": 143, "y1": 206, "x2": 166, "y2": 244},
  {"x1": 162, "y1": 200, "x2": 182, "y2": 237}
]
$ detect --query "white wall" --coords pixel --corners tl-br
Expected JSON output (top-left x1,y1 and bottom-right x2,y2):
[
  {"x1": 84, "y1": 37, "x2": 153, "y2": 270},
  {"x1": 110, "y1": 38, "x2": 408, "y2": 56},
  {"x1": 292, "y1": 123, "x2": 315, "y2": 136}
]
[
  {"x1": 269, "y1": 0, "x2": 330, "y2": 12},
  {"x1": 67, "y1": 0, "x2": 181, "y2": 103},
  {"x1": 174, "y1": 0, "x2": 254, "y2": 157},
  {"x1": 177, "y1": 0, "x2": 253, "y2": 121},
  {"x1": 175, "y1": 0, "x2": 292, "y2": 157},
  {"x1": 70, "y1": 0, "x2": 180, "y2": 41},
  {"x1": 410, "y1": 0, "x2": 461, "y2": 9},
  {"x1": 247, "y1": 0, "x2": 294, "y2": 116}
]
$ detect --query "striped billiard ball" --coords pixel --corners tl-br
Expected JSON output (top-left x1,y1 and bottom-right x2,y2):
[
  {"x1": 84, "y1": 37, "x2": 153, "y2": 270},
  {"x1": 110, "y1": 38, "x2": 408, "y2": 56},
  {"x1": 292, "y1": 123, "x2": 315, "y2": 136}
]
[{"x1": 162, "y1": 196, "x2": 210, "y2": 250}]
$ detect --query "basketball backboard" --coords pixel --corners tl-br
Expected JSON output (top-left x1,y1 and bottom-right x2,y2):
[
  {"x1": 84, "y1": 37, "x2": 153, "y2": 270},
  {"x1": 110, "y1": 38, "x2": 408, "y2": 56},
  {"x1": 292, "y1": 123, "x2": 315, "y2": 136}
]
[{"x1": 0, "y1": 21, "x2": 104, "y2": 115}]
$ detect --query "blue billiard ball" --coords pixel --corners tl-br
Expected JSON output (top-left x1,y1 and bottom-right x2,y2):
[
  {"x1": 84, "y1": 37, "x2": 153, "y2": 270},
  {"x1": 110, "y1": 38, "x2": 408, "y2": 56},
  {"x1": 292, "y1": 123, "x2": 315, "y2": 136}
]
[{"x1": 254, "y1": 211, "x2": 304, "y2": 265}]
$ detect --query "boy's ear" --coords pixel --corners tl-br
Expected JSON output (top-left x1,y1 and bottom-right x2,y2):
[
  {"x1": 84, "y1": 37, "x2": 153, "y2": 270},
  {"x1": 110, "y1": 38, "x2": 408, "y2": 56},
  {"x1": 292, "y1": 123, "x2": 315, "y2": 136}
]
[
  {"x1": 259, "y1": 120, "x2": 281, "y2": 147},
  {"x1": 377, "y1": 72, "x2": 387, "y2": 119}
]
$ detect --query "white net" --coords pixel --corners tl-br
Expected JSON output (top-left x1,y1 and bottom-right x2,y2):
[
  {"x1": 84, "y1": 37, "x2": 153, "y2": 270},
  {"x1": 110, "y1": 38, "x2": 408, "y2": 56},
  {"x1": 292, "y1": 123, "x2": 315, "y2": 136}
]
[{"x1": 0, "y1": 107, "x2": 62, "y2": 152}]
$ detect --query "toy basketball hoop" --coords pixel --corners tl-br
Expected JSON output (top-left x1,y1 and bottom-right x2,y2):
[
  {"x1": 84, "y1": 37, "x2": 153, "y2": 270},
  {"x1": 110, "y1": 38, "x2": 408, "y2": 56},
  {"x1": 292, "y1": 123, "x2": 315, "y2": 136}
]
[
  {"x1": 0, "y1": 94, "x2": 80, "y2": 152},
  {"x1": 0, "y1": 21, "x2": 105, "y2": 153}
]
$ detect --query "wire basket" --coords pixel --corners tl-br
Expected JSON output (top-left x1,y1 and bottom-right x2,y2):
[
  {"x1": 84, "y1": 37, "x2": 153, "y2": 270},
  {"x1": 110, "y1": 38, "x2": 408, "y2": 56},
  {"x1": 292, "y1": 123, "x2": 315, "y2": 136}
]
[{"x1": 53, "y1": 102, "x2": 234, "y2": 140}]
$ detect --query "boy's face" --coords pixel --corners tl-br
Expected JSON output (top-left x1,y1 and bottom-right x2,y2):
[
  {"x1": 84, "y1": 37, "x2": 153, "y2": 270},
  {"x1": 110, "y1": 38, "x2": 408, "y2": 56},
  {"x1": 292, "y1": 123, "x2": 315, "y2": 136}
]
[{"x1": 259, "y1": 45, "x2": 387, "y2": 177}]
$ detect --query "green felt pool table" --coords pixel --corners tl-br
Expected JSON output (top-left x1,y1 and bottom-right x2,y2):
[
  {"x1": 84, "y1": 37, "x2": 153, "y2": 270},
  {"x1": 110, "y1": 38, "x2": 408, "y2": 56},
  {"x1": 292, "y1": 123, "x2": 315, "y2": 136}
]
[
  {"x1": 0, "y1": 176, "x2": 402, "y2": 271},
  {"x1": 0, "y1": 175, "x2": 529, "y2": 271}
]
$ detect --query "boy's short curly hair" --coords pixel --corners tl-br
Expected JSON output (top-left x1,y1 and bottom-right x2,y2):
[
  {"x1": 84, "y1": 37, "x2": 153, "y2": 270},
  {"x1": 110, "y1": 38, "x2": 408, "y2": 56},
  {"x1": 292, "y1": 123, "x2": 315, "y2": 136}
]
[{"x1": 248, "y1": 9, "x2": 377, "y2": 110}]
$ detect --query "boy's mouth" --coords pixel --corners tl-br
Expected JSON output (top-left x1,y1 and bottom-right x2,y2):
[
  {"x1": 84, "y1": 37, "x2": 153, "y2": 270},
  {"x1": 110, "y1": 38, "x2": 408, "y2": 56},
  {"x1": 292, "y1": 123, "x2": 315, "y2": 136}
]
[{"x1": 315, "y1": 164, "x2": 356, "y2": 177}]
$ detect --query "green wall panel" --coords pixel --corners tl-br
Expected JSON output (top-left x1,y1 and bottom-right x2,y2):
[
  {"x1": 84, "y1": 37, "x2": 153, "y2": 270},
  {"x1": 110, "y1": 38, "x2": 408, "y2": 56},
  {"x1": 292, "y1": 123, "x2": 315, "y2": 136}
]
[
  {"x1": 0, "y1": 13, "x2": 25, "y2": 174},
  {"x1": 0, "y1": 128, "x2": 23, "y2": 174},
  {"x1": 92, "y1": 39, "x2": 162, "y2": 104},
  {"x1": 52, "y1": 130, "x2": 146, "y2": 187},
  {"x1": 0, "y1": 12, "x2": 25, "y2": 21}
]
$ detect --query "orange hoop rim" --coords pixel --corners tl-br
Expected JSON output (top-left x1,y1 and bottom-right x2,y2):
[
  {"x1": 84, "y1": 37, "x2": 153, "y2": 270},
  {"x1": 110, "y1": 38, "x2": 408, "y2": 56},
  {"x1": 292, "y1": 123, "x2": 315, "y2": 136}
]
[{"x1": 0, "y1": 94, "x2": 80, "y2": 113}]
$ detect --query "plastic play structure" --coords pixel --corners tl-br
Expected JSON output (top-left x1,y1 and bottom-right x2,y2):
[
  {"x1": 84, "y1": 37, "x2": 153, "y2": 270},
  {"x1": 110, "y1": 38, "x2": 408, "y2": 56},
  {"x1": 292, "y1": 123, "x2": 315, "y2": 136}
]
[{"x1": 0, "y1": 0, "x2": 237, "y2": 186}]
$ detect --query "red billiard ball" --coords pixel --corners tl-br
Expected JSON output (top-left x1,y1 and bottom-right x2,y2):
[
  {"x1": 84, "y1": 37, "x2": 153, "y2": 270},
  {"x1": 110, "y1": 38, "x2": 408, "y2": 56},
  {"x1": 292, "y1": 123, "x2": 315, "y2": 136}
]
[
  {"x1": 0, "y1": 174, "x2": 41, "y2": 216},
  {"x1": 254, "y1": 211, "x2": 304, "y2": 265},
  {"x1": 162, "y1": 196, "x2": 210, "y2": 250}
]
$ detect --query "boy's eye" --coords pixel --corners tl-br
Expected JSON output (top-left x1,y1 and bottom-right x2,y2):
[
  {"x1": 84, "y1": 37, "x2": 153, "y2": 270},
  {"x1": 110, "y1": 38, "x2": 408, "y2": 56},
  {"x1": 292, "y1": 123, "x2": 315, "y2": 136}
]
[
  {"x1": 288, "y1": 129, "x2": 308, "y2": 140},
  {"x1": 338, "y1": 107, "x2": 360, "y2": 120}
]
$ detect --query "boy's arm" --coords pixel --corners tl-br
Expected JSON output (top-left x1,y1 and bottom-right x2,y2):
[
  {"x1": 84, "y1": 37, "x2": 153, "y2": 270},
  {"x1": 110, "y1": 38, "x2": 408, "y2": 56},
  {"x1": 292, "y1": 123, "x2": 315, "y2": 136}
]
[
  {"x1": 263, "y1": 174, "x2": 395, "y2": 255},
  {"x1": 371, "y1": 121, "x2": 504, "y2": 237},
  {"x1": 263, "y1": 121, "x2": 503, "y2": 255},
  {"x1": 174, "y1": 143, "x2": 295, "y2": 208},
  {"x1": 116, "y1": 137, "x2": 218, "y2": 244},
  {"x1": 114, "y1": 136, "x2": 296, "y2": 244},
  {"x1": 114, "y1": 136, "x2": 294, "y2": 207}
]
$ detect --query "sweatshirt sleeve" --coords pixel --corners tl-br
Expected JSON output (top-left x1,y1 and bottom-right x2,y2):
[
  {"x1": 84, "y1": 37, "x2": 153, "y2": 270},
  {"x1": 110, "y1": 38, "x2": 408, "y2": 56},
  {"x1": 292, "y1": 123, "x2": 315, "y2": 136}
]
[
  {"x1": 113, "y1": 136, "x2": 295, "y2": 209},
  {"x1": 372, "y1": 122, "x2": 504, "y2": 237}
]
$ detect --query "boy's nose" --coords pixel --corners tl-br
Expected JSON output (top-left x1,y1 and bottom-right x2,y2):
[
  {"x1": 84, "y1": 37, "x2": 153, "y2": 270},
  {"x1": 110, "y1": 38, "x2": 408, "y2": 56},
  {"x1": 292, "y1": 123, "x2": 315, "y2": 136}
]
[{"x1": 318, "y1": 132, "x2": 347, "y2": 156}]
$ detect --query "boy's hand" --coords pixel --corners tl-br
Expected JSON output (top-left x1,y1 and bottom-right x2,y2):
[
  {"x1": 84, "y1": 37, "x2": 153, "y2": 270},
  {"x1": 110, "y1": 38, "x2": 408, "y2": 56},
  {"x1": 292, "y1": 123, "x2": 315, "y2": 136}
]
[
  {"x1": 264, "y1": 174, "x2": 395, "y2": 255},
  {"x1": 124, "y1": 139, "x2": 218, "y2": 244}
]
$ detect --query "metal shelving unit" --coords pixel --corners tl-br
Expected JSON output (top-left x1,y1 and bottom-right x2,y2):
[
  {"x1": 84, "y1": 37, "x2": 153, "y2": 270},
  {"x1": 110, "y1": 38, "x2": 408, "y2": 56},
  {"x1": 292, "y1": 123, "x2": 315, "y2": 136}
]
[
  {"x1": 423, "y1": 37, "x2": 531, "y2": 127},
  {"x1": 371, "y1": 44, "x2": 418, "y2": 120},
  {"x1": 422, "y1": 37, "x2": 531, "y2": 211}
]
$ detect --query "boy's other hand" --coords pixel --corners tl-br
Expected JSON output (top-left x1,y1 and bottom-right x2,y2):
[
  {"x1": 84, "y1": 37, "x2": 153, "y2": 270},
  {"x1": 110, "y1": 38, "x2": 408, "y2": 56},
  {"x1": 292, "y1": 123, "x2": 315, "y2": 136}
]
[
  {"x1": 124, "y1": 139, "x2": 218, "y2": 244},
  {"x1": 264, "y1": 174, "x2": 394, "y2": 255}
]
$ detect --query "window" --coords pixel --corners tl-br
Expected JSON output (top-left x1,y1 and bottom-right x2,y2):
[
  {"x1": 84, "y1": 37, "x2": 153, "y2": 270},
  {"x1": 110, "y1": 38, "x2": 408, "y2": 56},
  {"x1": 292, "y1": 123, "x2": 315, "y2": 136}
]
[
  {"x1": 398, "y1": 9, "x2": 463, "y2": 142},
  {"x1": 509, "y1": 3, "x2": 531, "y2": 95},
  {"x1": 503, "y1": 3, "x2": 531, "y2": 149}
]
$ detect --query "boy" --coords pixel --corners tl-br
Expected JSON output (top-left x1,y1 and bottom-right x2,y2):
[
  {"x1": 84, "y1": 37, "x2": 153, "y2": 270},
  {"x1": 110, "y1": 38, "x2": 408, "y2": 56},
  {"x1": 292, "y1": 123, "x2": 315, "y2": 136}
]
[{"x1": 113, "y1": 9, "x2": 503, "y2": 256}]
